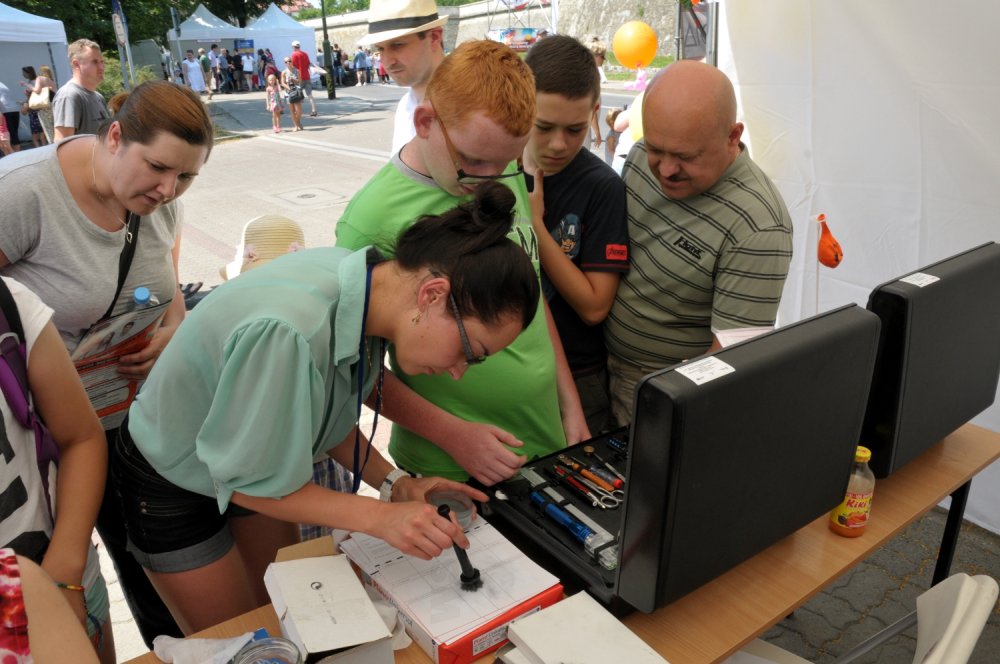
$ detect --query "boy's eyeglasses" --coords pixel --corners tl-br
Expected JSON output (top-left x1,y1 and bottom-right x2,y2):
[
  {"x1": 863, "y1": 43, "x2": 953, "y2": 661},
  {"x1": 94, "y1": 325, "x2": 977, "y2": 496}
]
[
  {"x1": 435, "y1": 113, "x2": 524, "y2": 186},
  {"x1": 448, "y1": 294, "x2": 486, "y2": 366}
]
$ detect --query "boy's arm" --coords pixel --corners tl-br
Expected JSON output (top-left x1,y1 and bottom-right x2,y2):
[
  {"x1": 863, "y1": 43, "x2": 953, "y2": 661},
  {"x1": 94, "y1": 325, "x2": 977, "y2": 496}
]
[
  {"x1": 544, "y1": 298, "x2": 590, "y2": 445},
  {"x1": 529, "y1": 169, "x2": 622, "y2": 325}
]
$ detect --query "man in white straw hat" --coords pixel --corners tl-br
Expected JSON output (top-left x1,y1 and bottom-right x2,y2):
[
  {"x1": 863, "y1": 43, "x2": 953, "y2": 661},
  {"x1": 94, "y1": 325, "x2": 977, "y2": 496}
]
[{"x1": 360, "y1": 0, "x2": 448, "y2": 154}]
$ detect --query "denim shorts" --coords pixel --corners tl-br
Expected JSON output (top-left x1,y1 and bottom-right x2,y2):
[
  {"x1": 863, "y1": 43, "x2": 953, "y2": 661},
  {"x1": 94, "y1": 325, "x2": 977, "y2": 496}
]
[{"x1": 112, "y1": 422, "x2": 254, "y2": 573}]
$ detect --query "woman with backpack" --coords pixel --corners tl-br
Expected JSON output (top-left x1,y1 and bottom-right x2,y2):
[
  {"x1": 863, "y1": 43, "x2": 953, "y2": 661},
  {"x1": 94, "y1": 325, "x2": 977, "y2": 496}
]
[{"x1": 0, "y1": 277, "x2": 111, "y2": 662}]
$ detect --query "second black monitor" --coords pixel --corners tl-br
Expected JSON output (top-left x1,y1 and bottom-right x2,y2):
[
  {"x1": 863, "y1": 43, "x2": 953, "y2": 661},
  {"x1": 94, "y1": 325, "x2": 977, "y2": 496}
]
[{"x1": 861, "y1": 242, "x2": 1000, "y2": 478}]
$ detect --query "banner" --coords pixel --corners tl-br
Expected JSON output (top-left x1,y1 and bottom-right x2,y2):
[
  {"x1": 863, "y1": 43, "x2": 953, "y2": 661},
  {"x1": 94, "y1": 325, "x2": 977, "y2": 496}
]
[{"x1": 486, "y1": 27, "x2": 543, "y2": 52}]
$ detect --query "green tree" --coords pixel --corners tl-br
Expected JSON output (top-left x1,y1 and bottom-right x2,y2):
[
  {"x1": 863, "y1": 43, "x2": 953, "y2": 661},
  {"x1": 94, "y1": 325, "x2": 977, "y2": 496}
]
[
  {"x1": 295, "y1": 7, "x2": 323, "y2": 20},
  {"x1": 98, "y1": 54, "x2": 160, "y2": 99},
  {"x1": 4, "y1": 1, "x2": 275, "y2": 45}
]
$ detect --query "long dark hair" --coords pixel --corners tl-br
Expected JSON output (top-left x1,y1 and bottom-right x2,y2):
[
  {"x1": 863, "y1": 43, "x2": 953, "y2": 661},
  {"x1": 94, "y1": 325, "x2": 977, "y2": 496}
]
[{"x1": 394, "y1": 182, "x2": 539, "y2": 329}]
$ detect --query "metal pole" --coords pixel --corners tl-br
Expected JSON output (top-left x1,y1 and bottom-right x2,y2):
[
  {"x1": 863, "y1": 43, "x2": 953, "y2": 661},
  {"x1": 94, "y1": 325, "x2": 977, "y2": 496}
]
[
  {"x1": 706, "y1": 1, "x2": 719, "y2": 67},
  {"x1": 674, "y1": 2, "x2": 682, "y2": 61},
  {"x1": 320, "y1": 0, "x2": 337, "y2": 99}
]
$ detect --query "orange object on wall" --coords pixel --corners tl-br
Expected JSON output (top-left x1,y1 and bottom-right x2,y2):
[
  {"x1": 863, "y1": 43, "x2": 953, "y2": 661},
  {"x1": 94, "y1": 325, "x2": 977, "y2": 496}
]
[{"x1": 817, "y1": 214, "x2": 844, "y2": 268}]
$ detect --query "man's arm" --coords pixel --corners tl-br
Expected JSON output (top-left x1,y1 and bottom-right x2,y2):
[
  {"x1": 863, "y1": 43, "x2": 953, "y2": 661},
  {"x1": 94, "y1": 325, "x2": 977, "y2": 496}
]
[{"x1": 53, "y1": 127, "x2": 75, "y2": 141}]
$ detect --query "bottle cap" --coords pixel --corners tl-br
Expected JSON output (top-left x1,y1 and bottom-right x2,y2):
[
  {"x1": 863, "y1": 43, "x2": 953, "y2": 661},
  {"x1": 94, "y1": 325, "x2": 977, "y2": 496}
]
[
  {"x1": 133, "y1": 286, "x2": 151, "y2": 305},
  {"x1": 854, "y1": 446, "x2": 872, "y2": 463}
]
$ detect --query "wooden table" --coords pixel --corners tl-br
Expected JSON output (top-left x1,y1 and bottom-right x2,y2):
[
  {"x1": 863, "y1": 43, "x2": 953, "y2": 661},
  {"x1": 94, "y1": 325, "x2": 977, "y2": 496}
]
[{"x1": 126, "y1": 423, "x2": 1000, "y2": 664}]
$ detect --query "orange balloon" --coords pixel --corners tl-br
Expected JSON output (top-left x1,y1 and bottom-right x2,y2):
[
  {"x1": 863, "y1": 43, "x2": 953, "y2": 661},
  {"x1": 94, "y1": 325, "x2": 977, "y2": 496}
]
[
  {"x1": 612, "y1": 21, "x2": 658, "y2": 69},
  {"x1": 817, "y1": 216, "x2": 844, "y2": 268}
]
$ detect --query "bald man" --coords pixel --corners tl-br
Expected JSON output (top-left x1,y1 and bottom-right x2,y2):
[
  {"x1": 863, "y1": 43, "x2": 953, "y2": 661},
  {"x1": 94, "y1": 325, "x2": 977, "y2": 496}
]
[{"x1": 604, "y1": 61, "x2": 793, "y2": 424}]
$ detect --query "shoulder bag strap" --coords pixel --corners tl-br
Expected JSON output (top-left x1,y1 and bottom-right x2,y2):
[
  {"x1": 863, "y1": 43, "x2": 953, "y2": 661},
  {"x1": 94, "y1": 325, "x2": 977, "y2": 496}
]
[
  {"x1": 99, "y1": 212, "x2": 142, "y2": 322},
  {"x1": 0, "y1": 279, "x2": 60, "y2": 516}
]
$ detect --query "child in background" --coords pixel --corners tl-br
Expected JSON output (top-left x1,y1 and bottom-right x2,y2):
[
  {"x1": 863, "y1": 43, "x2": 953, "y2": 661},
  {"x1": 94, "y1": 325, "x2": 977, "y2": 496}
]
[
  {"x1": 604, "y1": 107, "x2": 622, "y2": 166},
  {"x1": 0, "y1": 114, "x2": 11, "y2": 155},
  {"x1": 266, "y1": 74, "x2": 284, "y2": 133}
]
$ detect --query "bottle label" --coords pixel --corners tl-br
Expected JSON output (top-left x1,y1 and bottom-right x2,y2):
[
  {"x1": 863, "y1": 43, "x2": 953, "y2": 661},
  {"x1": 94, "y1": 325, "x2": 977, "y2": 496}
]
[{"x1": 831, "y1": 491, "x2": 873, "y2": 529}]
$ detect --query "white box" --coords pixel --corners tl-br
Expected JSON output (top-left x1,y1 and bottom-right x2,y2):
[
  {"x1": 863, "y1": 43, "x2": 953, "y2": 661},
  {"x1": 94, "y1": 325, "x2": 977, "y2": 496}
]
[
  {"x1": 264, "y1": 554, "x2": 393, "y2": 664},
  {"x1": 508, "y1": 591, "x2": 669, "y2": 664}
]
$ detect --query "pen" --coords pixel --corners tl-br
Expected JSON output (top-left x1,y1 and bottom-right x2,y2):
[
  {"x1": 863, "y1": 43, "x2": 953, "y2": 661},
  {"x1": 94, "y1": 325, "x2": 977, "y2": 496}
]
[
  {"x1": 544, "y1": 467, "x2": 603, "y2": 509},
  {"x1": 557, "y1": 454, "x2": 616, "y2": 493},
  {"x1": 583, "y1": 444, "x2": 626, "y2": 484}
]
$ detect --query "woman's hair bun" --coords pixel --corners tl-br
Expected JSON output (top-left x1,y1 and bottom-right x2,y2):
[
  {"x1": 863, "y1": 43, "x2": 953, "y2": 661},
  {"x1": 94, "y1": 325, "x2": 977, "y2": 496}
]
[{"x1": 471, "y1": 181, "x2": 516, "y2": 228}]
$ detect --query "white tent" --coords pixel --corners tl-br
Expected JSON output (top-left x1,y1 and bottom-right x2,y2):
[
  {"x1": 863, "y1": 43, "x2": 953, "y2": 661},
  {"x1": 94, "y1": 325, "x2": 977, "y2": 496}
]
[
  {"x1": 0, "y1": 2, "x2": 71, "y2": 142},
  {"x1": 716, "y1": 1, "x2": 1000, "y2": 534},
  {"x1": 245, "y1": 3, "x2": 315, "y2": 67},
  {"x1": 166, "y1": 3, "x2": 246, "y2": 66}
]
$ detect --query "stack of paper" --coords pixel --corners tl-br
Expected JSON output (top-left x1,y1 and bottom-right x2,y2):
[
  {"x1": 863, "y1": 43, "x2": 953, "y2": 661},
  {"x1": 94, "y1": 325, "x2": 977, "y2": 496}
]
[
  {"x1": 507, "y1": 591, "x2": 669, "y2": 664},
  {"x1": 340, "y1": 519, "x2": 560, "y2": 655}
]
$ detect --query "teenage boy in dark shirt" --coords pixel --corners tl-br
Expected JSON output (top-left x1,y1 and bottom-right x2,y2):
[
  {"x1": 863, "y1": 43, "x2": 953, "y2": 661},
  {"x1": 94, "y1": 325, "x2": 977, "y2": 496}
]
[{"x1": 523, "y1": 35, "x2": 629, "y2": 434}]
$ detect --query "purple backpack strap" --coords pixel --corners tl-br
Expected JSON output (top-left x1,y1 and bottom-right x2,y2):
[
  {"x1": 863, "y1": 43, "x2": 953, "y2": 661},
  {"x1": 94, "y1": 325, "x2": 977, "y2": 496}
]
[{"x1": 0, "y1": 280, "x2": 60, "y2": 514}]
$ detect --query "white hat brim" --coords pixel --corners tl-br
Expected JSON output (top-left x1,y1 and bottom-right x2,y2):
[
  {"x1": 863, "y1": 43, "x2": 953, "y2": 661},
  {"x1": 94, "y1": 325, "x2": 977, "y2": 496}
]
[{"x1": 359, "y1": 15, "x2": 448, "y2": 46}]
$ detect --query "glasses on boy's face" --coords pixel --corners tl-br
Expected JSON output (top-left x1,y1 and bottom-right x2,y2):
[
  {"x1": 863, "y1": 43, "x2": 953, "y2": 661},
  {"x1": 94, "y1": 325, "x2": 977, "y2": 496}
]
[
  {"x1": 435, "y1": 113, "x2": 524, "y2": 186},
  {"x1": 448, "y1": 294, "x2": 487, "y2": 366}
]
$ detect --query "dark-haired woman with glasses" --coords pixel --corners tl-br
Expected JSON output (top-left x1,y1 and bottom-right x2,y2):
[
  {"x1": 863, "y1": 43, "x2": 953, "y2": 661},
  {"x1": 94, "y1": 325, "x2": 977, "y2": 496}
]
[{"x1": 110, "y1": 182, "x2": 536, "y2": 634}]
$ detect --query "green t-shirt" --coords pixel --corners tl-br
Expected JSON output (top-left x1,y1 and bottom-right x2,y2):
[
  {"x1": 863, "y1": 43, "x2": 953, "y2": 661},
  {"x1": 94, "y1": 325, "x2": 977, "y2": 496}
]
[
  {"x1": 128, "y1": 247, "x2": 376, "y2": 511},
  {"x1": 336, "y1": 155, "x2": 566, "y2": 479}
]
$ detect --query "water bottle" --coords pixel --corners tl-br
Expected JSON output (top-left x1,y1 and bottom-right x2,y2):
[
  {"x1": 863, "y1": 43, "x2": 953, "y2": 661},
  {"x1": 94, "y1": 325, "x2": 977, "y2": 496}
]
[{"x1": 128, "y1": 287, "x2": 159, "y2": 311}]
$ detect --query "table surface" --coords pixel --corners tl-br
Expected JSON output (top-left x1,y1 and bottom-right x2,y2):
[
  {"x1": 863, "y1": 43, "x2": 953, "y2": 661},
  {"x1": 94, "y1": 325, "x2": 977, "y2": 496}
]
[{"x1": 125, "y1": 423, "x2": 1000, "y2": 664}]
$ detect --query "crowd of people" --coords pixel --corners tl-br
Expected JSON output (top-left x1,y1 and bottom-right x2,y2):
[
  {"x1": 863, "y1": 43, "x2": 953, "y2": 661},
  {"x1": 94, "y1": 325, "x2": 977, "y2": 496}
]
[{"x1": 0, "y1": 0, "x2": 793, "y2": 658}]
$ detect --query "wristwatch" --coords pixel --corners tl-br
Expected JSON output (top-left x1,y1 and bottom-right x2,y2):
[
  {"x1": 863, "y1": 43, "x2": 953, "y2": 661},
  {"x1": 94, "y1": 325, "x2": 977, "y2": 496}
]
[{"x1": 379, "y1": 468, "x2": 409, "y2": 502}]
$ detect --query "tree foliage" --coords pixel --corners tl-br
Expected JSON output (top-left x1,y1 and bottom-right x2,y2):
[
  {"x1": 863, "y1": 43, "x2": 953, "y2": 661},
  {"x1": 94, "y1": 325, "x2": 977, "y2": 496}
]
[{"x1": 3, "y1": 0, "x2": 271, "y2": 47}]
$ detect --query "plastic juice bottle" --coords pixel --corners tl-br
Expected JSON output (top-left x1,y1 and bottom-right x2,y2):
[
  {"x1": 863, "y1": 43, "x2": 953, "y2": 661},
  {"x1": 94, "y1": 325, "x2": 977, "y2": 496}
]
[{"x1": 829, "y1": 446, "x2": 875, "y2": 537}]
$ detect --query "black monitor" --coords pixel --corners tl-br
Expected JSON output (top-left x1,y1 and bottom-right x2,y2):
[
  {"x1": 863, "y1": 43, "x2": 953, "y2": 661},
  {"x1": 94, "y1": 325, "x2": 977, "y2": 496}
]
[
  {"x1": 860, "y1": 242, "x2": 1000, "y2": 478},
  {"x1": 617, "y1": 304, "x2": 880, "y2": 611},
  {"x1": 487, "y1": 304, "x2": 881, "y2": 614}
]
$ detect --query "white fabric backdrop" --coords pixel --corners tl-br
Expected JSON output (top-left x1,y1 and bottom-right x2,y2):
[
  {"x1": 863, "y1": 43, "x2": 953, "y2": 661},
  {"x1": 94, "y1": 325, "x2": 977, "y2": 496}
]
[{"x1": 718, "y1": 0, "x2": 1000, "y2": 533}]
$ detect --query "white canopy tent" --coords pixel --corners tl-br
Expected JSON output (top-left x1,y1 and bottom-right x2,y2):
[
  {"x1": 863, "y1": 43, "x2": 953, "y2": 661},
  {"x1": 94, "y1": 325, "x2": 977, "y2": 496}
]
[
  {"x1": 0, "y1": 2, "x2": 71, "y2": 142},
  {"x1": 716, "y1": 1, "x2": 1000, "y2": 533},
  {"x1": 245, "y1": 3, "x2": 315, "y2": 67},
  {"x1": 166, "y1": 3, "x2": 246, "y2": 66}
]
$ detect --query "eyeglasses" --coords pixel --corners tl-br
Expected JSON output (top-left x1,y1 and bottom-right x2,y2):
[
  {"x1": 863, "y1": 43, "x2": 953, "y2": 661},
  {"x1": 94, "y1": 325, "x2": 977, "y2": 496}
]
[
  {"x1": 435, "y1": 113, "x2": 524, "y2": 186},
  {"x1": 448, "y1": 294, "x2": 487, "y2": 366}
]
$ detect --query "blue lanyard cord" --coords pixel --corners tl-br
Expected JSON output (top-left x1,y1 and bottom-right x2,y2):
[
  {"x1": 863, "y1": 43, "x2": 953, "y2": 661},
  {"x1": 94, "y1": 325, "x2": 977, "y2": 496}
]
[{"x1": 352, "y1": 263, "x2": 385, "y2": 494}]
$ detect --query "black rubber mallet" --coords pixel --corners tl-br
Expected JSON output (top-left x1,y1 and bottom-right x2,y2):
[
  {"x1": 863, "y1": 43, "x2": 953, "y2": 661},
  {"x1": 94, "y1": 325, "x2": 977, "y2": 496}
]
[{"x1": 437, "y1": 504, "x2": 482, "y2": 591}]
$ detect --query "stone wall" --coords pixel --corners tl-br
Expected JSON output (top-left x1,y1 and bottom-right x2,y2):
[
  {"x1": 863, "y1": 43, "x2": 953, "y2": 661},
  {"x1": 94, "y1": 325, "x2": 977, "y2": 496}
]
[{"x1": 302, "y1": 1, "x2": 679, "y2": 60}]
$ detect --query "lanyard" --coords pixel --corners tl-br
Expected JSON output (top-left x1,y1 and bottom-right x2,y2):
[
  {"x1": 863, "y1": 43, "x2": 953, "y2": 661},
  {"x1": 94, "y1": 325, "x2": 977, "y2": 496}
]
[{"x1": 352, "y1": 262, "x2": 385, "y2": 493}]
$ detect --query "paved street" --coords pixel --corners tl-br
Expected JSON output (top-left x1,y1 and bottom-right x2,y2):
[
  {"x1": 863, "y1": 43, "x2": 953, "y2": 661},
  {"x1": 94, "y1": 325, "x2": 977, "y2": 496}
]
[{"x1": 107, "y1": 86, "x2": 999, "y2": 663}]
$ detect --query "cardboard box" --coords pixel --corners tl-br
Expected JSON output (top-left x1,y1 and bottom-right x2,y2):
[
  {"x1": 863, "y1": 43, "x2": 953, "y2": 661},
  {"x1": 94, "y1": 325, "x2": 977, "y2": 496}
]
[
  {"x1": 264, "y1": 552, "x2": 393, "y2": 664},
  {"x1": 507, "y1": 591, "x2": 667, "y2": 664},
  {"x1": 361, "y1": 568, "x2": 563, "y2": 664}
]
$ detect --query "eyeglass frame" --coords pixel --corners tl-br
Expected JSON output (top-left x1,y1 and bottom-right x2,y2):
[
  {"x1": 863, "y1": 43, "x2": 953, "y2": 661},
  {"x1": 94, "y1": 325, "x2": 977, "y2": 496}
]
[
  {"x1": 434, "y1": 110, "x2": 524, "y2": 186},
  {"x1": 447, "y1": 293, "x2": 487, "y2": 366}
]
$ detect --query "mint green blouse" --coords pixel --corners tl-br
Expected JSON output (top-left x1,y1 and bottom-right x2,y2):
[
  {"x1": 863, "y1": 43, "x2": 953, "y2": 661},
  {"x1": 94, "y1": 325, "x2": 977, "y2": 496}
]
[{"x1": 128, "y1": 247, "x2": 376, "y2": 511}]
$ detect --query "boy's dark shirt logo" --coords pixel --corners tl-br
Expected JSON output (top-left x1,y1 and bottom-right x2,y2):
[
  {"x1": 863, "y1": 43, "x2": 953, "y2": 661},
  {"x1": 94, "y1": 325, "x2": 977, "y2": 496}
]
[
  {"x1": 674, "y1": 236, "x2": 703, "y2": 259},
  {"x1": 606, "y1": 244, "x2": 628, "y2": 261}
]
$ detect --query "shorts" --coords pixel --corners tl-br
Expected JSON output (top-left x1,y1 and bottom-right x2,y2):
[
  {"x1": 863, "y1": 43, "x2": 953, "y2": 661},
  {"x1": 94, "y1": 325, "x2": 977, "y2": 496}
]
[
  {"x1": 112, "y1": 422, "x2": 254, "y2": 573},
  {"x1": 2, "y1": 112, "x2": 19, "y2": 146},
  {"x1": 301, "y1": 79, "x2": 314, "y2": 96}
]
